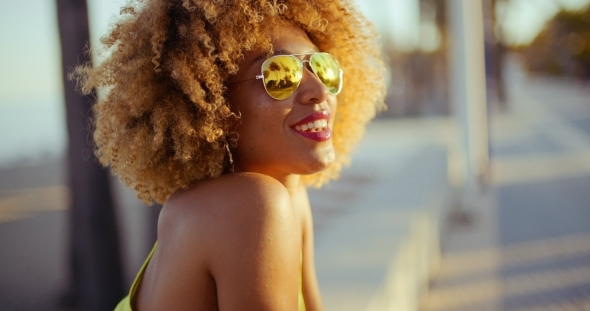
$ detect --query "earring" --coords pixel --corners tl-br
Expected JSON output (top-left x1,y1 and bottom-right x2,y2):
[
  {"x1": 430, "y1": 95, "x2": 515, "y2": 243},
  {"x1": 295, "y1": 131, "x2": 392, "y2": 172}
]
[{"x1": 225, "y1": 141, "x2": 234, "y2": 173}]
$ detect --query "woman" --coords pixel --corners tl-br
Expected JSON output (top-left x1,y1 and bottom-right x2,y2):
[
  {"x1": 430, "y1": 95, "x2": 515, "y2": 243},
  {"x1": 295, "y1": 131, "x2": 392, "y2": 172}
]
[{"x1": 77, "y1": 0, "x2": 385, "y2": 309}]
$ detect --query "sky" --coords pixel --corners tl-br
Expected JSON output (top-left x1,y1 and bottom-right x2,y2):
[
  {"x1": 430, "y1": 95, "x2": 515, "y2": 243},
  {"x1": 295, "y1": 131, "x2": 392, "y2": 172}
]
[{"x1": 0, "y1": 0, "x2": 589, "y2": 165}]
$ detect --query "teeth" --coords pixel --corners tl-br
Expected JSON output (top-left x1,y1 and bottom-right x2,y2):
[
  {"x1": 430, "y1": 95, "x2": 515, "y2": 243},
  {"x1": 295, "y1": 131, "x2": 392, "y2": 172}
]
[
  {"x1": 313, "y1": 120, "x2": 322, "y2": 129},
  {"x1": 295, "y1": 119, "x2": 329, "y2": 132}
]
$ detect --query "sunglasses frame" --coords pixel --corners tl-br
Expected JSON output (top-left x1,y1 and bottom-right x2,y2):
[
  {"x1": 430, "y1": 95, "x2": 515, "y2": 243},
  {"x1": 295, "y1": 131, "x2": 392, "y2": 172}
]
[{"x1": 253, "y1": 52, "x2": 344, "y2": 100}]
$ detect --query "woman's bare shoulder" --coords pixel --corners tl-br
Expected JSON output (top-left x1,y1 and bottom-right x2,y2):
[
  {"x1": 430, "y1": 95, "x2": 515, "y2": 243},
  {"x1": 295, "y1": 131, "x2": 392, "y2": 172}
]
[
  {"x1": 152, "y1": 173, "x2": 301, "y2": 309},
  {"x1": 137, "y1": 173, "x2": 301, "y2": 309},
  {"x1": 158, "y1": 172, "x2": 296, "y2": 250},
  {"x1": 164, "y1": 172, "x2": 291, "y2": 217}
]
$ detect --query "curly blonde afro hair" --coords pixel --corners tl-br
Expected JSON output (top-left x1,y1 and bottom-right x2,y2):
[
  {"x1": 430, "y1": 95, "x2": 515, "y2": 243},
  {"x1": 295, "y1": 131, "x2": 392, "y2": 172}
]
[{"x1": 76, "y1": 0, "x2": 386, "y2": 204}]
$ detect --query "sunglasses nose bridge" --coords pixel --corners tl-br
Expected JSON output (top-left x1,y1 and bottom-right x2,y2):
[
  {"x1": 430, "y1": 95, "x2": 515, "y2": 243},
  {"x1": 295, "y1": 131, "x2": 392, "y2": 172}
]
[
  {"x1": 297, "y1": 65, "x2": 330, "y2": 104},
  {"x1": 299, "y1": 59, "x2": 323, "y2": 85}
]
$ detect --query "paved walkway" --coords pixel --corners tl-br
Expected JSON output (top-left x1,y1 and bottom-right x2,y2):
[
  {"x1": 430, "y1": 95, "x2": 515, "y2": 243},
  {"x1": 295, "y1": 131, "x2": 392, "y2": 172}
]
[
  {"x1": 421, "y1": 72, "x2": 590, "y2": 311},
  {"x1": 310, "y1": 118, "x2": 453, "y2": 311}
]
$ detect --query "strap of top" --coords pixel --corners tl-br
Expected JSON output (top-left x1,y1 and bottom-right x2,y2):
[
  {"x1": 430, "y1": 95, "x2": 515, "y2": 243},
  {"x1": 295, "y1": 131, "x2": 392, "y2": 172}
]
[{"x1": 129, "y1": 241, "x2": 159, "y2": 300}]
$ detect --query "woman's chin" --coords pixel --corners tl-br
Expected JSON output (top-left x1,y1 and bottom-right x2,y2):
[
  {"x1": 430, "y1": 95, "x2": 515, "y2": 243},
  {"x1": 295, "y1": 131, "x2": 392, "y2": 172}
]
[{"x1": 298, "y1": 149, "x2": 336, "y2": 175}]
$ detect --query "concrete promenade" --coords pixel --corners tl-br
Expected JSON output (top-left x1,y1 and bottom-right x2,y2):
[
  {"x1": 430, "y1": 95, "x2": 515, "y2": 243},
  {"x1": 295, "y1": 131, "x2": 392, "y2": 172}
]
[
  {"x1": 311, "y1": 118, "x2": 454, "y2": 311},
  {"x1": 422, "y1": 73, "x2": 590, "y2": 311}
]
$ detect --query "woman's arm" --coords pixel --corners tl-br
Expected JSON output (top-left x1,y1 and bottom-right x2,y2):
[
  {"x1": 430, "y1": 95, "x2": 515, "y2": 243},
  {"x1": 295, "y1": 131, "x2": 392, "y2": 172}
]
[{"x1": 210, "y1": 174, "x2": 302, "y2": 310}]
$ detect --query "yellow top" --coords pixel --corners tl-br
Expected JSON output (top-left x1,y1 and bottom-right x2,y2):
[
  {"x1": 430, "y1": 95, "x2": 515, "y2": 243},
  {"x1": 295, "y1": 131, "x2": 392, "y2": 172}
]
[{"x1": 114, "y1": 242, "x2": 306, "y2": 311}]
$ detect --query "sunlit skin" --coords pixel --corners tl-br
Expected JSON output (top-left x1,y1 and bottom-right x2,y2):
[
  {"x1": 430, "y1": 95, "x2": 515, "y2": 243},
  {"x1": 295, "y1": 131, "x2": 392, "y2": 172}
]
[{"x1": 133, "y1": 24, "x2": 333, "y2": 311}]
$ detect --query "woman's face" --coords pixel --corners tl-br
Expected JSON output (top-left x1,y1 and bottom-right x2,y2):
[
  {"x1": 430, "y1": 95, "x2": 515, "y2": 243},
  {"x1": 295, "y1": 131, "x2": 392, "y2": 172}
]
[{"x1": 227, "y1": 24, "x2": 337, "y2": 180}]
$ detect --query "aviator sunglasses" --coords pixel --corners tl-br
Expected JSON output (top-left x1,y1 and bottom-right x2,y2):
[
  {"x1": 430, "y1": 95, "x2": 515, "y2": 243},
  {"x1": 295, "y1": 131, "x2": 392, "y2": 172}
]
[{"x1": 231, "y1": 52, "x2": 343, "y2": 100}]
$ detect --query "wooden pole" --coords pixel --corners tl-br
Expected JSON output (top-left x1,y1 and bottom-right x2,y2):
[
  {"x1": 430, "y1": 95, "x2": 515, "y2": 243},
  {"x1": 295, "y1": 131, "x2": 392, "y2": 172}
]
[{"x1": 55, "y1": 0, "x2": 125, "y2": 309}]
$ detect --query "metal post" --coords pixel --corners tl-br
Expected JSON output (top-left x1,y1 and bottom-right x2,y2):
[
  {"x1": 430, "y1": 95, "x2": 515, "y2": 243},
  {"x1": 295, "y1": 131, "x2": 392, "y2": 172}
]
[{"x1": 447, "y1": 0, "x2": 490, "y2": 203}]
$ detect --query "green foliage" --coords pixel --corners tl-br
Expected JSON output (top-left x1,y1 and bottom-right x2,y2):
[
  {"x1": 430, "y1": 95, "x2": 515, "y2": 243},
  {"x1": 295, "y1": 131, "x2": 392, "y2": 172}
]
[{"x1": 519, "y1": 6, "x2": 590, "y2": 79}]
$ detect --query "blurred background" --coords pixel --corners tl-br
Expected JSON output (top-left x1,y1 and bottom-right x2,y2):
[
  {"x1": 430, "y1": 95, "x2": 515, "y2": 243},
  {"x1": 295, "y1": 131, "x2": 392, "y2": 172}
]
[{"x1": 1, "y1": 0, "x2": 590, "y2": 310}]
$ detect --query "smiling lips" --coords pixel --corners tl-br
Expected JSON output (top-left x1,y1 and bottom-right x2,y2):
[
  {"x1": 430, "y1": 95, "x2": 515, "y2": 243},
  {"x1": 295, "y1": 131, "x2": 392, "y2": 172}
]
[{"x1": 291, "y1": 111, "x2": 332, "y2": 142}]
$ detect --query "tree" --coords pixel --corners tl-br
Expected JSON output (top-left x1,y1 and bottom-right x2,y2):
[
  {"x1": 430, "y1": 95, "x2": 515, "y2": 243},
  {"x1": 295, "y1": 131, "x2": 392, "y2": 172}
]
[
  {"x1": 519, "y1": 6, "x2": 590, "y2": 80},
  {"x1": 55, "y1": 0, "x2": 125, "y2": 309}
]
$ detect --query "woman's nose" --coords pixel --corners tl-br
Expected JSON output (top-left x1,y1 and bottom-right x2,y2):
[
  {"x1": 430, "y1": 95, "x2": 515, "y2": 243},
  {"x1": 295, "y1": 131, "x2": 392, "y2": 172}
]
[{"x1": 295, "y1": 68, "x2": 330, "y2": 105}]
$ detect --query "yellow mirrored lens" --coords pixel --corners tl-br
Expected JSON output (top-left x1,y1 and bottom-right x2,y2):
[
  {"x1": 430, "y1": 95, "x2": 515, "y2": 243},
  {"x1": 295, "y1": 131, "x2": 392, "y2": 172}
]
[
  {"x1": 261, "y1": 55, "x2": 303, "y2": 100},
  {"x1": 310, "y1": 53, "x2": 342, "y2": 95}
]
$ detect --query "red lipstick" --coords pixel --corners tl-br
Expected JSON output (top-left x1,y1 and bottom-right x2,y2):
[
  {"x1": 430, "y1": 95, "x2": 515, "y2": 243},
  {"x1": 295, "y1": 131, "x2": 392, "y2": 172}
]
[{"x1": 291, "y1": 111, "x2": 332, "y2": 142}]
